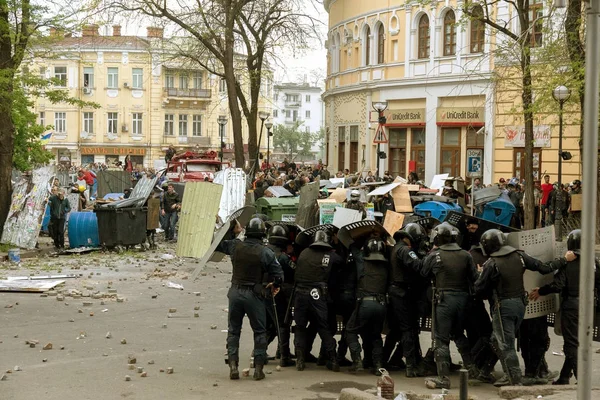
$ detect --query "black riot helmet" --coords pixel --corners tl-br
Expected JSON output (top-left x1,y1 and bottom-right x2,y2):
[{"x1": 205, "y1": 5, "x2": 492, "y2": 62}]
[
  {"x1": 394, "y1": 223, "x2": 426, "y2": 247},
  {"x1": 567, "y1": 229, "x2": 581, "y2": 255},
  {"x1": 480, "y1": 229, "x2": 507, "y2": 256},
  {"x1": 246, "y1": 217, "x2": 267, "y2": 238},
  {"x1": 310, "y1": 230, "x2": 332, "y2": 249},
  {"x1": 431, "y1": 222, "x2": 458, "y2": 246},
  {"x1": 363, "y1": 238, "x2": 388, "y2": 262},
  {"x1": 268, "y1": 225, "x2": 289, "y2": 247}
]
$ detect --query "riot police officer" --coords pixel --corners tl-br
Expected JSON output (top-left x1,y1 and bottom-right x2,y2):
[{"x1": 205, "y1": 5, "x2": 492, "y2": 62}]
[
  {"x1": 346, "y1": 237, "x2": 390, "y2": 375},
  {"x1": 475, "y1": 229, "x2": 566, "y2": 386},
  {"x1": 294, "y1": 230, "x2": 343, "y2": 371},
  {"x1": 530, "y1": 229, "x2": 597, "y2": 384},
  {"x1": 346, "y1": 190, "x2": 366, "y2": 218},
  {"x1": 217, "y1": 218, "x2": 283, "y2": 381},
  {"x1": 266, "y1": 224, "x2": 296, "y2": 367},
  {"x1": 389, "y1": 223, "x2": 429, "y2": 377},
  {"x1": 414, "y1": 223, "x2": 478, "y2": 389}
]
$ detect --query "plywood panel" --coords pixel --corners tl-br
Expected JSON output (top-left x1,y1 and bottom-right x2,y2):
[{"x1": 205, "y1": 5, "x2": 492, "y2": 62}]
[{"x1": 176, "y1": 182, "x2": 223, "y2": 258}]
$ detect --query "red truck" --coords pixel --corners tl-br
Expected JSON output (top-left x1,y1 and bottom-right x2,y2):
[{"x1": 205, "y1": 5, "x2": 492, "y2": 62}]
[{"x1": 165, "y1": 151, "x2": 229, "y2": 182}]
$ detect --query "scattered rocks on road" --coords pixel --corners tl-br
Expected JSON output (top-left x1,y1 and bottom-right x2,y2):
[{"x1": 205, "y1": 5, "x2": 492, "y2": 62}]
[{"x1": 43, "y1": 343, "x2": 52, "y2": 350}]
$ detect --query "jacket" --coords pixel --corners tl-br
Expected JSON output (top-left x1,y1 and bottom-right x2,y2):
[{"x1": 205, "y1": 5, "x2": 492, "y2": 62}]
[{"x1": 48, "y1": 195, "x2": 71, "y2": 219}]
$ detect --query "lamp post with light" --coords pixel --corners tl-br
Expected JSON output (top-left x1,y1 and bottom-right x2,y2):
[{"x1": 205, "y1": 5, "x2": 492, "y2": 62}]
[
  {"x1": 217, "y1": 115, "x2": 228, "y2": 165},
  {"x1": 372, "y1": 101, "x2": 388, "y2": 179},
  {"x1": 552, "y1": 85, "x2": 571, "y2": 240},
  {"x1": 265, "y1": 121, "x2": 273, "y2": 169}
]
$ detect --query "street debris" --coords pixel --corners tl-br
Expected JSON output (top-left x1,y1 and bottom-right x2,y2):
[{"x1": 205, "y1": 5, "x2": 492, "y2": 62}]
[
  {"x1": 43, "y1": 343, "x2": 52, "y2": 350},
  {"x1": 166, "y1": 367, "x2": 173, "y2": 374},
  {"x1": 125, "y1": 375, "x2": 131, "y2": 381},
  {"x1": 106, "y1": 332, "x2": 112, "y2": 339},
  {"x1": 167, "y1": 281, "x2": 184, "y2": 290},
  {"x1": 0, "y1": 279, "x2": 66, "y2": 292},
  {"x1": 121, "y1": 339, "x2": 127, "y2": 344}
]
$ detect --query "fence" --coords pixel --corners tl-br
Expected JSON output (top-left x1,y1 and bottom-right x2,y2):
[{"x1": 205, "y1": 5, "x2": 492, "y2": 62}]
[{"x1": 96, "y1": 171, "x2": 132, "y2": 197}]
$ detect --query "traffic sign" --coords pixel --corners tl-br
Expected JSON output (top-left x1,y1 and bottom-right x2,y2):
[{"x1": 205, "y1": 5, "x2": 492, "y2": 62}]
[
  {"x1": 373, "y1": 125, "x2": 388, "y2": 144},
  {"x1": 466, "y1": 149, "x2": 483, "y2": 177}
]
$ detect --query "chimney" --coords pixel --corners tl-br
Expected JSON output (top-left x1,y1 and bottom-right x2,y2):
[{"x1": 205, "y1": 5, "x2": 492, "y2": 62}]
[
  {"x1": 112, "y1": 25, "x2": 121, "y2": 36},
  {"x1": 82, "y1": 24, "x2": 99, "y2": 37},
  {"x1": 146, "y1": 27, "x2": 164, "y2": 39}
]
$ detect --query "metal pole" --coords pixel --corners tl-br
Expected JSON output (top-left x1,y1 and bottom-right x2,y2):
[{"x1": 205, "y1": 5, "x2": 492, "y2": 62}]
[
  {"x1": 219, "y1": 123, "x2": 224, "y2": 164},
  {"x1": 555, "y1": 101, "x2": 564, "y2": 240},
  {"x1": 459, "y1": 369, "x2": 468, "y2": 400},
  {"x1": 578, "y1": 1, "x2": 600, "y2": 399},
  {"x1": 267, "y1": 130, "x2": 270, "y2": 169},
  {"x1": 376, "y1": 142, "x2": 381, "y2": 179},
  {"x1": 255, "y1": 120, "x2": 265, "y2": 175}
]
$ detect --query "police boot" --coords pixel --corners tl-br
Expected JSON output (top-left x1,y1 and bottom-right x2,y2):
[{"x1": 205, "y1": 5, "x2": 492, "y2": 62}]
[
  {"x1": 279, "y1": 343, "x2": 295, "y2": 367},
  {"x1": 317, "y1": 351, "x2": 328, "y2": 366},
  {"x1": 426, "y1": 361, "x2": 451, "y2": 389},
  {"x1": 371, "y1": 360, "x2": 383, "y2": 376},
  {"x1": 326, "y1": 351, "x2": 340, "y2": 372},
  {"x1": 253, "y1": 363, "x2": 265, "y2": 381},
  {"x1": 349, "y1": 350, "x2": 362, "y2": 373},
  {"x1": 229, "y1": 360, "x2": 239, "y2": 380},
  {"x1": 477, "y1": 354, "x2": 498, "y2": 384},
  {"x1": 296, "y1": 349, "x2": 306, "y2": 371},
  {"x1": 553, "y1": 358, "x2": 573, "y2": 385}
]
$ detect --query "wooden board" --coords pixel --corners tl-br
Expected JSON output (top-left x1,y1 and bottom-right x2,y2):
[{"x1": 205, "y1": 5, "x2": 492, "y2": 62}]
[
  {"x1": 0, "y1": 279, "x2": 65, "y2": 292},
  {"x1": 295, "y1": 181, "x2": 320, "y2": 229},
  {"x1": 176, "y1": 182, "x2": 223, "y2": 259},
  {"x1": 328, "y1": 188, "x2": 348, "y2": 203},
  {"x1": 147, "y1": 198, "x2": 161, "y2": 230},
  {"x1": 570, "y1": 194, "x2": 582, "y2": 211},
  {"x1": 383, "y1": 210, "x2": 405, "y2": 236},
  {"x1": 391, "y1": 185, "x2": 413, "y2": 212}
]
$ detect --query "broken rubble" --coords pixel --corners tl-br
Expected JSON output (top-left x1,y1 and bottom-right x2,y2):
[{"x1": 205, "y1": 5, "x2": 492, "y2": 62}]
[{"x1": 43, "y1": 343, "x2": 52, "y2": 350}]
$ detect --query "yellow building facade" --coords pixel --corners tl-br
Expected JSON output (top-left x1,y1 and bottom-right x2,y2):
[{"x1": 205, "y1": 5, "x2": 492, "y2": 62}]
[
  {"x1": 31, "y1": 25, "x2": 273, "y2": 169},
  {"x1": 323, "y1": 0, "x2": 583, "y2": 185}
]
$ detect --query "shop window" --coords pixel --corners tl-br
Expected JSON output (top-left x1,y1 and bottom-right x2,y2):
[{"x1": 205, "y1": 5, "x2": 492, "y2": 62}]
[
  {"x1": 440, "y1": 128, "x2": 461, "y2": 177},
  {"x1": 388, "y1": 128, "x2": 407, "y2": 179},
  {"x1": 514, "y1": 148, "x2": 542, "y2": 181},
  {"x1": 81, "y1": 155, "x2": 94, "y2": 165},
  {"x1": 443, "y1": 11, "x2": 457, "y2": 56},
  {"x1": 130, "y1": 156, "x2": 144, "y2": 168},
  {"x1": 418, "y1": 15, "x2": 430, "y2": 59},
  {"x1": 411, "y1": 128, "x2": 426, "y2": 179},
  {"x1": 466, "y1": 126, "x2": 485, "y2": 185},
  {"x1": 470, "y1": 6, "x2": 485, "y2": 53},
  {"x1": 350, "y1": 125, "x2": 359, "y2": 173}
]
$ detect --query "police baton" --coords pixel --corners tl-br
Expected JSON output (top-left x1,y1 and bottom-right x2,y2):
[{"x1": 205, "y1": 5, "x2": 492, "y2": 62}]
[{"x1": 271, "y1": 292, "x2": 283, "y2": 358}]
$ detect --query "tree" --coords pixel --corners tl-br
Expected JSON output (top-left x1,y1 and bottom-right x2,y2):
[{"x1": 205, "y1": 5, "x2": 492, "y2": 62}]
[
  {"x1": 11, "y1": 80, "x2": 54, "y2": 171},
  {"x1": 0, "y1": 0, "x2": 97, "y2": 235},
  {"x1": 272, "y1": 121, "x2": 316, "y2": 161},
  {"x1": 115, "y1": 0, "x2": 320, "y2": 171},
  {"x1": 462, "y1": 0, "x2": 543, "y2": 229}
]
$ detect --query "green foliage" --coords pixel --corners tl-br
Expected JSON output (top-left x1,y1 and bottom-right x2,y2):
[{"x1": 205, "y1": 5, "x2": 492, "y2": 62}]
[
  {"x1": 11, "y1": 81, "x2": 53, "y2": 171},
  {"x1": 272, "y1": 121, "x2": 317, "y2": 161}
]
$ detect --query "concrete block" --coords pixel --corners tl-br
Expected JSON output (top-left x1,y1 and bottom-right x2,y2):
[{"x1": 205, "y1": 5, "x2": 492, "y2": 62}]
[{"x1": 498, "y1": 385, "x2": 578, "y2": 399}]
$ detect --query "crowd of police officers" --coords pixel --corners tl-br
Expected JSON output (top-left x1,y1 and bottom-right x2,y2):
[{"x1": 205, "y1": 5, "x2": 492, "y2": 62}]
[{"x1": 217, "y1": 214, "x2": 598, "y2": 389}]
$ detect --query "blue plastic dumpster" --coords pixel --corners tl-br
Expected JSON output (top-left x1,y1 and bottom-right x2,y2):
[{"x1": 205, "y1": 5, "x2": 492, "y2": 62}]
[
  {"x1": 477, "y1": 197, "x2": 515, "y2": 226},
  {"x1": 413, "y1": 201, "x2": 463, "y2": 221}
]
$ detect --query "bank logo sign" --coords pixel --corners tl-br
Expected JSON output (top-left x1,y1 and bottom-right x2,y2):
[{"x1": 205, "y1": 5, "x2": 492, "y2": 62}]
[
  {"x1": 436, "y1": 107, "x2": 485, "y2": 124},
  {"x1": 383, "y1": 108, "x2": 426, "y2": 124}
]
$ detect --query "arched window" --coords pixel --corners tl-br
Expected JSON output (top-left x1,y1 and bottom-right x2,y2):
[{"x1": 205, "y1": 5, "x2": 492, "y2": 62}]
[
  {"x1": 443, "y1": 10, "x2": 456, "y2": 56},
  {"x1": 365, "y1": 26, "x2": 371, "y2": 66},
  {"x1": 470, "y1": 6, "x2": 485, "y2": 53},
  {"x1": 418, "y1": 15, "x2": 430, "y2": 59},
  {"x1": 377, "y1": 24, "x2": 385, "y2": 64}
]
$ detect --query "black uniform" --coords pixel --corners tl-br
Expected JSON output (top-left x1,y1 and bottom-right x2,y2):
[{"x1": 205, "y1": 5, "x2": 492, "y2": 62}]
[
  {"x1": 467, "y1": 246, "x2": 496, "y2": 382},
  {"x1": 331, "y1": 246, "x2": 357, "y2": 364},
  {"x1": 293, "y1": 245, "x2": 342, "y2": 369},
  {"x1": 416, "y1": 243, "x2": 479, "y2": 386},
  {"x1": 475, "y1": 248, "x2": 563, "y2": 385},
  {"x1": 217, "y1": 238, "x2": 283, "y2": 366},
  {"x1": 346, "y1": 245, "x2": 389, "y2": 372},
  {"x1": 388, "y1": 241, "x2": 428, "y2": 375},
  {"x1": 537, "y1": 256, "x2": 600, "y2": 382},
  {"x1": 265, "y1": 243, "x2": 295, "y2": 364}
]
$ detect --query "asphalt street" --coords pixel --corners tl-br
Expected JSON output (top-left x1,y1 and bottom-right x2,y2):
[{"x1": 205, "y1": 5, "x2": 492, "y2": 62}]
[{"x1": 1, "y1": 242, "x2": 598, "y2": 400}]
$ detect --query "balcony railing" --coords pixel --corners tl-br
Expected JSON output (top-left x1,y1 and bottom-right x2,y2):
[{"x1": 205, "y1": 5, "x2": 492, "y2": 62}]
[
  {"x1": 164, "y1": 88, "x2": 212, "y2": 98},
  {"x1": 284, "y1": 100, "x2": 302, "y2": 107}
]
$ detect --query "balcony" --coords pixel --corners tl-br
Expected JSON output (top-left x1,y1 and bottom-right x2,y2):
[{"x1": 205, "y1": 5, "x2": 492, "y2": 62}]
[
  {"x1": 164, "y1": 88, "x2": 212, "y2": 99},
  {"x1": 284, "y1": 100, "x2": 302, "y2": 108}
]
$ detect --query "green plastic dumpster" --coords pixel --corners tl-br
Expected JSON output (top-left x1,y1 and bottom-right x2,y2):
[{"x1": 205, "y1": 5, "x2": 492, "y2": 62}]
[{"x1": 255, "y1": 197, "x2": 299, "y2": 222}]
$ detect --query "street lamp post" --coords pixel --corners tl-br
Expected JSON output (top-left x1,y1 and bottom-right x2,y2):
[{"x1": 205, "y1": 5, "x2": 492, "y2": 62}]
[
  {"x1": 552, "y1": 85, "x2": 571, "y2": 241},
  {"x1": 255, "y1": 111, "x2": 269, "y2": 174},
  {"x1": 265, "y1": 122, "x2": 273, "y2": 169},
  {"x1": 372, "y1": 101, "x2": 388, "y2": 179},
  {"x1": 217, "y1": 115, "x2": 228, "y2": 165}
]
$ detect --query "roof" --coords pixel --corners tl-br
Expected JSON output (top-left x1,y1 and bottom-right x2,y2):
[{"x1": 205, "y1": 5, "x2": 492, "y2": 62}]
[
  {"x1": 54, "y1": 36, "x2": 151, "y2": 51},
  {"x1": 274, "y1": 82, "x2": 322, "y2": 92}
]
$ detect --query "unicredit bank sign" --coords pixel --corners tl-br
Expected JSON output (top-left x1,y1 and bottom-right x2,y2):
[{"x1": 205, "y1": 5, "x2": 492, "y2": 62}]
[
  {"x1": 436, "y1": 107, "x2": 485, "y2": 126},
  {"x1": 383, "y1": 108, "x2": 426, "y2": 126}
]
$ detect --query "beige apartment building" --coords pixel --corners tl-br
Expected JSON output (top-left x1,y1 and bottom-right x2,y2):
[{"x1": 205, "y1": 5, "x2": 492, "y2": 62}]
[
  {"x1": 31, "y1": 25, "x2": 273, "y2": 169},
  {"x1": 323, "y1": 0, "x2": 583, "y2": 185}
]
